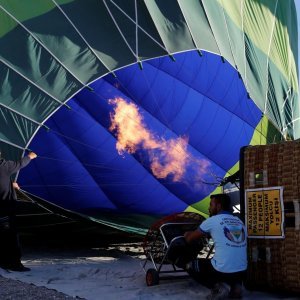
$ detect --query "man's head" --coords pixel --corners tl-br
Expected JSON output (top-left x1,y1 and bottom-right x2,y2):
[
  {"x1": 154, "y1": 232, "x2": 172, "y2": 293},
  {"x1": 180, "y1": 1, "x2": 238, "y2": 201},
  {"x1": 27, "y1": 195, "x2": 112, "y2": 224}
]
[{"x1": 209, "y1": 193, "x2": 231, "y2": 216}]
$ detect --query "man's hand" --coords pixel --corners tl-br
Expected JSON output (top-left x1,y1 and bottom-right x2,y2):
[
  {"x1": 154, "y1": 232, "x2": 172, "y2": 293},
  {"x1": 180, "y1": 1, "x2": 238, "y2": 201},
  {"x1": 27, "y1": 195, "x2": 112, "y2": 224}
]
[
  {"x1": 13, "y1": 182, "x2": 20, "y2": 190},
  {"x1": 184, "y1": 231, "x2": 193, "y2": 239},
  {"x1": 28, "y1": 152, "x2": 37, "y2": 160}
]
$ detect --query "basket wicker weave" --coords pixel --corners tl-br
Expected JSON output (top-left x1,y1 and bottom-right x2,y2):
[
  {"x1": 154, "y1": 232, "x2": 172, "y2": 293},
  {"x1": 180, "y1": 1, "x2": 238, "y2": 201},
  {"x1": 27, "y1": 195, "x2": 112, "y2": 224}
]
[{"x1": 243, "y1": 140, "x2": 300, "y2": 293}]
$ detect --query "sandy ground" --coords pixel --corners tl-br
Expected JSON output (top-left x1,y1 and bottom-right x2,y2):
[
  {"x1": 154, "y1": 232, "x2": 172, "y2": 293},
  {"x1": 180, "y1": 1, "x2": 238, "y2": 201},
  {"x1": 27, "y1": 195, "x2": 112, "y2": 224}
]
[
  {"x1": 0, "y1": 232, "x2": 299, "y2": 300},
  {"x1": 0, "y1": 275, "x2": 77, "y2": 299}
]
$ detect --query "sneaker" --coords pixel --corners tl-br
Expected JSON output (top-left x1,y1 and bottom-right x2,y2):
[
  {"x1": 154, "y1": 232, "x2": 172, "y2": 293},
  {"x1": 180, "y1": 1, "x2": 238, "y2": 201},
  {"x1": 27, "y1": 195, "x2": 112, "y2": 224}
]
[
  {"x1": 229, "y1": 283, "x2": 243, "y2": 299},
  {"x1": 207, "y1": 282, "x2": 230, "y2": 300},
  {"x1": 7, "y1": 263, "x2": 31, "y2": 272}
]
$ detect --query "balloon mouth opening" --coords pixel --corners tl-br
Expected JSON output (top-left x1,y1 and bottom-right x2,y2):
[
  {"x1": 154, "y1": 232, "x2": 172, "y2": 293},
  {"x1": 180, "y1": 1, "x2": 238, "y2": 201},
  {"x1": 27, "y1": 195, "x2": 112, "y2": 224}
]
[{"x1": 21, "y1": 49, "x2": 258, "y2": 218}]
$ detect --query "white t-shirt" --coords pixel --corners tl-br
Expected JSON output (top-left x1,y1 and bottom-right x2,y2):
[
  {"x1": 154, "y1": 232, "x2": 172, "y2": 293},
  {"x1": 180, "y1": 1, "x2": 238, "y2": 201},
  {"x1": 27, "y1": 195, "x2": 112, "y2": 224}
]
[{"x1": 199, "y1": 212, "x2": 247, "y2": 273}]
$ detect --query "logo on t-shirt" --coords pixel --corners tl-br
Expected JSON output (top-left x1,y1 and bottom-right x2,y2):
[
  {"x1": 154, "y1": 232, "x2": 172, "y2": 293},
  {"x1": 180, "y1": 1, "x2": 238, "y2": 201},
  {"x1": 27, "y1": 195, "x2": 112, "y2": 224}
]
[{"x1": 223, "y1": 226, "x2": 245, "y2": 244}]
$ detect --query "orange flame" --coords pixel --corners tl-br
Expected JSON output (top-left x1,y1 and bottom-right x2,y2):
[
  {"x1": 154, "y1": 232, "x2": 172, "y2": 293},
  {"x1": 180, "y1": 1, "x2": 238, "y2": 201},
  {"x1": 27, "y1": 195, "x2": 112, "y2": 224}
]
[
  {"x1": 109, "y1": 97, "x2": 210, "y2": 184},
  {"x1": 149, "y1": 137, "x2": 189, "y2": 181},
  {"x1": 109, "y1": 98, "x2": 159, "y2": 154}
]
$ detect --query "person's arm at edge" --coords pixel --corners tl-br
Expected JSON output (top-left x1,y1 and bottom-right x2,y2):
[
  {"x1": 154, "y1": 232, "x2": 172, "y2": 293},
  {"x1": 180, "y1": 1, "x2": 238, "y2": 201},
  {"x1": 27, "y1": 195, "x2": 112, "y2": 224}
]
[{"x1": 6, "y1": 152, "x2": 37, "y2": 175}]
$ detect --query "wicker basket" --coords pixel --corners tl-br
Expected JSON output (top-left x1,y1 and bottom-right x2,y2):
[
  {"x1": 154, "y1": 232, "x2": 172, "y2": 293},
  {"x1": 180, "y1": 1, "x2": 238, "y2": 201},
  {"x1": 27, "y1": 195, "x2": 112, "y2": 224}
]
[{"x1": 243, "y1": 140, "x2": 300, "y2": 293}]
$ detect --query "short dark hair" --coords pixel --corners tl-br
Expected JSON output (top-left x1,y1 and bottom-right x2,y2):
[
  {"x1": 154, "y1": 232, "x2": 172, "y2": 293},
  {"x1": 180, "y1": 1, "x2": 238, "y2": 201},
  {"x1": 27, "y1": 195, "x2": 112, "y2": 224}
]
[{"x1": 210, "y1": 193, "x2": 232, "y2": 212}]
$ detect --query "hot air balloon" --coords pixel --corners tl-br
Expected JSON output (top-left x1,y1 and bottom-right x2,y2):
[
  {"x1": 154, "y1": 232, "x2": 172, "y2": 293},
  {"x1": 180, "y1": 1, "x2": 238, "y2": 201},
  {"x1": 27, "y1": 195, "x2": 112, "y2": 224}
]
[{"x1": 0, "y1": 0, "x2": 298, "y2": 234}]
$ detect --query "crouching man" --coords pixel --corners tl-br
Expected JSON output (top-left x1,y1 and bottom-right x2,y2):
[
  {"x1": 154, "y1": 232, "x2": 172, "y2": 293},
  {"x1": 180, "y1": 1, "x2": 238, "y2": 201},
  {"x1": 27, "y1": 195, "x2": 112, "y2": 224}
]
[{"x1": 184, "y1": 193, "x2": 247, "y2": 299}]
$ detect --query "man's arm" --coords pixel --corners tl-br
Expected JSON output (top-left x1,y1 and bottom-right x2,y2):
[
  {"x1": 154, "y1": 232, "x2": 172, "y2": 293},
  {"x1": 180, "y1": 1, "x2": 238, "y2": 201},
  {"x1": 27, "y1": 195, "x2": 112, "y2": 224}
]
[
  {"x1": 184, "y1": 229, "x2": 207, "y2": 243},
  {"x1": 6, "y1": 152, "x2": 37, "y2": 175}
]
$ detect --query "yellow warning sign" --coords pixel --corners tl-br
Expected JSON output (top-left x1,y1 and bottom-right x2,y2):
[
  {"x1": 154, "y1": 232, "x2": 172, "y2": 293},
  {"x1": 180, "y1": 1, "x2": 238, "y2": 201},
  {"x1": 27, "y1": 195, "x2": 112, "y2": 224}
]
[{"x1": 245, "y1": 187, "x2": 284, "y2": 238}]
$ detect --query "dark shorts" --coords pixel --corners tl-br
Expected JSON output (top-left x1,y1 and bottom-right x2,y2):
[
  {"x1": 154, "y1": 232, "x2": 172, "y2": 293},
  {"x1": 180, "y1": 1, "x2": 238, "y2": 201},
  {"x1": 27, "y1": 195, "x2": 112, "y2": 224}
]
[{"x1": 187, "y1": 258, "x2": 246, "y2": 289}]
